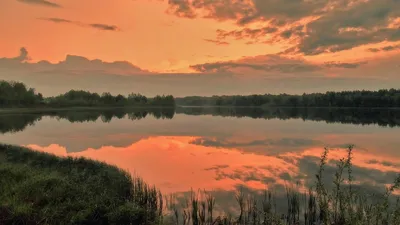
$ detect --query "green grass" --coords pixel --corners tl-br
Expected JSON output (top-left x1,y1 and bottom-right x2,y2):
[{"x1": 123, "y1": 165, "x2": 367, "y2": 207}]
[
  {"x1": 0, "y1": 144, "x2": 162, "y2": 225},
  {"x1": 1, "y1": 144, "x2": 399, "y2": 225}
]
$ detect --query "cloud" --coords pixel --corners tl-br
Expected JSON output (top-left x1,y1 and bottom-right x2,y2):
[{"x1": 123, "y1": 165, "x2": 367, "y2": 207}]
[
  {"x1": 163, "y1": 0, "x2": 400, "y2": 56},
  {"x1": 296, "y1": 0, "x2": 400, "y2": 55},
  {"x1": 165, "y1": 0, "x2": 324, "y2": 25},
  {"x1": 0, "y1": 47, "x2": 399, "y2": 97},
  {"x1": 365, "y1": 159, "x2": 400, "y2": 168},
  {"x1": 166, "y1": 0, "x2": 196, "y2": 18},
  {"x1": 0, "y1": 47, "x2": 31, "y2": 68},
  {"x1": 39, "y1": 17, "x2": 73, "y2": 23},
  {"x1": 38, "y1": 17, "x2": 121, "y2": 31},
  {"x1": 189, "y1": 54, "x2": 366, "y2": 74},
  {"x1": 190, "y1": 54, "x2": 320, "y2": 74},
  {"x1": 0, "y1": 47, "x2": 146, "y2": 74},
  {"x1": 89, "y1": 24, "x2": 120, "y2": 31},
  {"x1": 203, "y1": 39, "x2": 229, "y2": 45},
  {"x1": 368, "y1": 44, "x2": 400, "y2": 52},
  {"x1": 17, "y1": 0, "x2": 61, "y2": 8},
  {"x1": 324, "y1": 61, "x2": 368, "y2": 69},
  {"x1": 204, "y1": 164, "x2": 230, "y2": 171},
  {"x1": 216, "y1": 26, "x2": 278, "y2": 41},
  {"x1": 14, "y1": 47, "x2": 30, "y2": 62}
]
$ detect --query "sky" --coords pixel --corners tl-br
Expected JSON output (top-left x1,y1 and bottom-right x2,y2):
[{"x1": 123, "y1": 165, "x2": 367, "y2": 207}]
[{"x1": 0, "y1": 0, "x2": 400, "y2": 96}]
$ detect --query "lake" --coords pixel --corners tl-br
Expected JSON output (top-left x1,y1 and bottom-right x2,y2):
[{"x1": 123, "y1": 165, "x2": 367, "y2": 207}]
[{"x1": 1, "y1": 107, "x2": 400, "y2": 213}]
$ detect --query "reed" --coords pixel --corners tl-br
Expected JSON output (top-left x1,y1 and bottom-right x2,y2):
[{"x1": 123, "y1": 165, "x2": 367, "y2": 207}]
[{"x1": 165, "y1": 146, "x2": 400, "y2": 225}]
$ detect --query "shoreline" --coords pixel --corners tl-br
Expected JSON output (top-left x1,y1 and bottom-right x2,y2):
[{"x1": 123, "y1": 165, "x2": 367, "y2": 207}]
[{"x1": 0, "y1": 106, "x2": 176, "y2": 114}]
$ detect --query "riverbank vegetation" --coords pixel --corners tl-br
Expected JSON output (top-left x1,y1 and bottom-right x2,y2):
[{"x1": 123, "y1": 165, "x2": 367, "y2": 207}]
[
  {"x1": 0, "y1": 80, "x2": 175, "y2": 108},
  {"x1": 176, "y1": 89, "x2": 400, "y2": 108},
  {"x1": 1, "y1": 144, "x2": 399, "y2": 225},
  {"x1": 0, "y1": 144, "x2": 163, "y2": 225}
]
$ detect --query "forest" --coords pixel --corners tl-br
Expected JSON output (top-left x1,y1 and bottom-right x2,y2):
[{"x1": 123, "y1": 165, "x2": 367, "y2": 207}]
[
  {"x1": 2, "y1": 80, "x2": 400, "y2": 108},
  {"x1": 0, "y1": 80, "x2": 175, "y2": 108},
  {"x1": 176, "y1": 89, "x2": 400, "y2": 107}
]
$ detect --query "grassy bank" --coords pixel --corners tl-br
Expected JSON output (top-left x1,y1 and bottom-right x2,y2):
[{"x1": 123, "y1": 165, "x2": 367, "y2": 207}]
[
  {"x1": 1, "y1": 145, "x2": 399, "y2": 225},
  {"x1": 0, "y1": 144, "x2": 162, "y2": 225}
]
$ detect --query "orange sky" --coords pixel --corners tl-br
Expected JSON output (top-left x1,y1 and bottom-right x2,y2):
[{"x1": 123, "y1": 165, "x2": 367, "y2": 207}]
[
  {"x1": 1, "y1": 0, "x2": 399, "y2": 71},
  {"x1": 1, "y1": 0, "x2": 284, "y2": 72},
  {"x1": 1, "y1": 0, "x2": 400, "y2": 96}
]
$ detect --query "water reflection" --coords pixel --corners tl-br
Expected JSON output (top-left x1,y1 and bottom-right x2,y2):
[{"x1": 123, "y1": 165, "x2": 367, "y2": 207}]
[
  {"x1": 25, "y1": 137, "x2": 400, "y2": 214},
  {"x1": 177, "y1": 107, "x2": 400, "y2": 127},
  {"x1": 25, "y1": 138, "x2": 399, "y2": 193},
  {"x1": 0, "y1": 108, "x2": 399, "y2": 213},
  {"x1": 1, "y1": 107, "x2": 400, "y2": 135},
  {"x1": 0, "y1": 107, "x2": 175, "y2": 133}
]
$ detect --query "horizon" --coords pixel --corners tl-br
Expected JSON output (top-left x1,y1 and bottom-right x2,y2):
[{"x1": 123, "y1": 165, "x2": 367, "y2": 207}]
[
  {"x1": 1, "y1": 0, "x2": 400, "y2": 96},
  {"x1": 2, "y1": 79, "x2": 400, "y2": 99}
]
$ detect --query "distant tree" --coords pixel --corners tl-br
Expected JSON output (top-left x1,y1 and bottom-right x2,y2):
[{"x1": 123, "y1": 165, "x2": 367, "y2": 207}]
[
  {"x1": 176, "y1": 89, "x2": 400, "y2": 108},
  {"x1": 0, "y1": 80, "x2": 175, "y2": 108}
]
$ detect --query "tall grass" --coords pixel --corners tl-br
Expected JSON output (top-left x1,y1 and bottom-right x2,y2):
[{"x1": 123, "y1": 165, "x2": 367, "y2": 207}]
[
  {"x1": 0, "y1": 144, "x2": 162, "y2": 225},
  {"x1": 165, "y1": 146, "x2": 400, "y2": 225}
]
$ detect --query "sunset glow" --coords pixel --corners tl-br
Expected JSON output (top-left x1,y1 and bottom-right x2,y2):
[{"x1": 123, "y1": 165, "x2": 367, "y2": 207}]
[{"x1": 1, "y1": 0, "x2": 400, "y2": 96}]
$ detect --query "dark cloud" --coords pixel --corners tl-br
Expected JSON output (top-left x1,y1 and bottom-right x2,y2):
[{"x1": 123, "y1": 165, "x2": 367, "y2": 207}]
[
  {"x1": 165, "y1": 0, "x2": 326, "y2": 25},
  {"x1": 215, "y1": 25, "x2": 305, "y2": 46},
  {"x1": 163, "y1": 0, "x2": 400, "y2": 55},
  {"x1": 203, "y1": 39, "x2": 229, "y2": 45},
  {"x1": 365, "y1": 159, "x2": 400, "y2": 168},
  {"x1": 38, "y1": 17, "x2": 121, "y2": 31},
  {"x1": 39, "y1": 17, "x2": 73, "y2": 24},
  {"x1": 14, "y1": 47, "x2": 30, "y2": 62},
  {"x1": 0, "y1": 47, "x2": 31, "y2": 67},
  {"x1": 166, "y1": 0, "x2": 256, "y2": 22},
  {"x1": 17, "y1": 0, "x2": 61, "y2": 8},
  {"x1": 0, "y1": 47, "x2": 145, "y2": 74},
  {"x1": 166, "y1": 0, "x2": 196, "y2": 18},
  {"x1": 279, "y1": 25, "x2": 305, "y2": 39},
  {"x1": 204, "y1": 164, "x2": 230, "y2": 171},
  {"x1": 189, "y1": 54, "x2": 367, "y2": 74},
  {"x1": 324, "y1": 61, "x2": 368, "y2": 69},
  {"x1": 190, "y1": 55, "x2": 320, "y2": 74},
  {"x1": 297, "y1": 0, "x2": 400, "y2": 55},
  {"x1": 216, "y1": 26, "x2": 278, "y2": 41},
  {"x1": 368, "y1": 44, "x2": 400, "y2": 52},
  {"x1": 89, "y1": 24, "x2": 120, "y2": 31}
]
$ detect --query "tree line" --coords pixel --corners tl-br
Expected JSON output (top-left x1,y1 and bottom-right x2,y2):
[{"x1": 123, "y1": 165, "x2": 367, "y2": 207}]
[
  {"x1": 0, "y1": 80, "x2": 175, "y2": 108},
  {"x1": 176, "y1": 89, "x2": 400, "y2": 108}
]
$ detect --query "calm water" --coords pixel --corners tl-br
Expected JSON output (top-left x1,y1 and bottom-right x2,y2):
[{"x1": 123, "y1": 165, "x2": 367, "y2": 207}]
[{"x1": 1, "y1": 107, "x2": 400, "y2": 212}]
